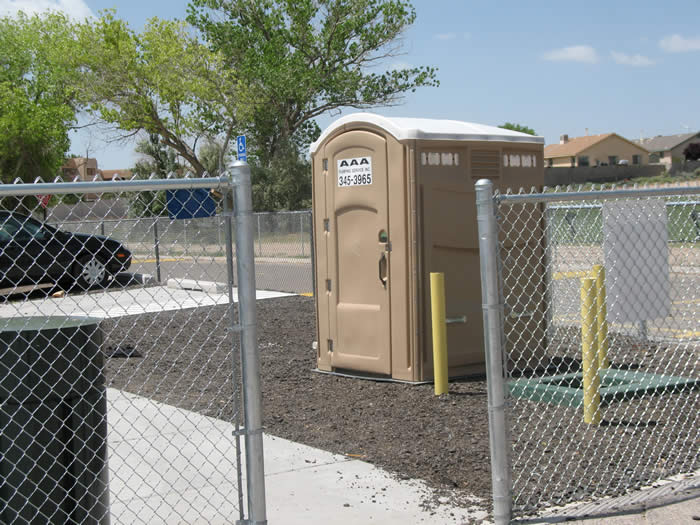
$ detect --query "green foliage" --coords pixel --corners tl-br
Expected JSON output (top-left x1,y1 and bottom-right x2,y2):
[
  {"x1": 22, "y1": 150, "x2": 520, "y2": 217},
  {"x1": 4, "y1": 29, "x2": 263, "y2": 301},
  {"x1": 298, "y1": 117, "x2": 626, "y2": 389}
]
[
  {"x1": 250, "y1": 141, "x2": 313, "y2": 211},
  {"x1": 78, "y1": 12, "x2": 238, "y2": 176},
  {"x1": 198, "y1": 140, "x2": 233, "y2": 176},
  {"x1": 129, "y1": 135, "x2": 183, "y2": 217},
  {"x1": 499, "y1": 122, "x2": 536, "y2": 136},
  {"x1": 187, "y1": 0, "x2": 439, "y2": 164},
  {"x1": 0, "y1": 12, "x2": 82, "y2": 187}
]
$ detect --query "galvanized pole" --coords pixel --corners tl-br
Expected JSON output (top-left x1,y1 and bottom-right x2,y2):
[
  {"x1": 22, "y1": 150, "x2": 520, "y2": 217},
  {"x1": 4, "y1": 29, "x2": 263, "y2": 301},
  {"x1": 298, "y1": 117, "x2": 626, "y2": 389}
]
[
  {"x1": 231, "y1": 160, "x2": 267, "y2": 524},
  {"x1": 475, "y1": 179, "x2": 511, "y2": 525},
  {"x1": 300, "y1": 213, "x2": 305, "y2": 258},
  {"x1": 223, "y1": 188, "x2": 245, "y2": 522},
  {"x1": 154, "y1": 219, "x2": 162, "y2": 283},
  {"x1": 309, "y1": 210, "x2": 316, "y2": 298}
]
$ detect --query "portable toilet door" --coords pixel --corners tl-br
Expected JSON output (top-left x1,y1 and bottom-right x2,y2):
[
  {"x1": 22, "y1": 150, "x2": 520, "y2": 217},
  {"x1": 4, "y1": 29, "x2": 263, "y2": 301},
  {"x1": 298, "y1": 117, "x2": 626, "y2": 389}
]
[{"x1": 314, "y1": 128, "x2": 396, "y2": 375}]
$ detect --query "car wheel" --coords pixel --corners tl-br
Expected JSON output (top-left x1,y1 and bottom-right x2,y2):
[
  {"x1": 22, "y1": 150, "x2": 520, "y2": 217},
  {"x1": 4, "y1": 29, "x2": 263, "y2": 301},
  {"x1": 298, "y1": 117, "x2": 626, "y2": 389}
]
[{"x1": 72, "y1": 254, "x2": 110, "y2": 289}]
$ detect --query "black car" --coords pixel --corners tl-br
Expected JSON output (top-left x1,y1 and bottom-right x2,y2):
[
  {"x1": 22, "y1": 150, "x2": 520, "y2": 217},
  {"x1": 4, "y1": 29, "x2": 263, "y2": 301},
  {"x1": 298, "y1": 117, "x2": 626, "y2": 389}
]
[{"x1": 0, "y1": 212, "x2": 132, "y2": 290}]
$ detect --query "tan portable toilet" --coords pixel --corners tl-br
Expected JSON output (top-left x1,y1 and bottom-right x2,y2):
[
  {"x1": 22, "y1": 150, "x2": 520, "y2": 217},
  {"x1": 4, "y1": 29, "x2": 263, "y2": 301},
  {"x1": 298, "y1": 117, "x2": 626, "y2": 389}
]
[{"x1": 310, "y1": 113, "x2": 546, "y2": 381}]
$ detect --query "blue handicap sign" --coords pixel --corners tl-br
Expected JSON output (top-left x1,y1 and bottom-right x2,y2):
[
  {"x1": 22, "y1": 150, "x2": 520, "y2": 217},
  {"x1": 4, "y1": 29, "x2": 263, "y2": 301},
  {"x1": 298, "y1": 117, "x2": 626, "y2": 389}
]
[
  {"x1": 236, "y1": 135, "x2": 247, "y2": 162},
  {"x1": 166, "y1": 188, "x2": 217, "y2": 220}
]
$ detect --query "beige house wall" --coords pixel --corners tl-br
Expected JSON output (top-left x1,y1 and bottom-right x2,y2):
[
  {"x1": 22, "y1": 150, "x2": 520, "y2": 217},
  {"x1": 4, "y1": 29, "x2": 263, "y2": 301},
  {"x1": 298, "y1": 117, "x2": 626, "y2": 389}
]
[
  {"x1": 61, "y1": 157, "x2": 101, "y2": 181},
  {"x1": 582, "y1": 136, "x2": 649, "y2": 166},
  {"x1": 549, "y1": 155, "x2": 576, "y2": 167}
]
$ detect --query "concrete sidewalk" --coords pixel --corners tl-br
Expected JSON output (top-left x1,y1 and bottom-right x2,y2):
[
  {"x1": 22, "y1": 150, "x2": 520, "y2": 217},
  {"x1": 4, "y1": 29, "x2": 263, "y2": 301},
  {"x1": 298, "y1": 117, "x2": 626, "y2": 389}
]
[
  {"x1": 517, "y1": 475, "x2": 699, "y2": 525},
  {"x1": 106, "y1": 388, "x2": 490, "y2": 524},
  {"x1": 0, "y1": 285, "x2": 291, "y2": 319},
  {"x1": 558, "y1": 497, "x2": 700, "y2": 524},
  {"x1": 105, "y1": 388, "x2": 699, "y2": 524}
]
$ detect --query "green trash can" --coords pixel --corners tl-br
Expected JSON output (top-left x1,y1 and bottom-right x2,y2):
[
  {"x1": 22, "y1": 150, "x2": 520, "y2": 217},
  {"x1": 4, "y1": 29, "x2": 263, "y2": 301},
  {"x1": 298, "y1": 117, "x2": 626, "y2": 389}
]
[{"x1": 0, "y1": 316, "x2": 110, "y2": 524}]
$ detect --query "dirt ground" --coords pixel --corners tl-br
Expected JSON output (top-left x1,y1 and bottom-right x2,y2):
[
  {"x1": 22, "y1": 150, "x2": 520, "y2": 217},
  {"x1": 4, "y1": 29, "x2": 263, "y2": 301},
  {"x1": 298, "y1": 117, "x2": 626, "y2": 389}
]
[{"x1": 101, "y1": 295, "x2": 699, "y2": 515}]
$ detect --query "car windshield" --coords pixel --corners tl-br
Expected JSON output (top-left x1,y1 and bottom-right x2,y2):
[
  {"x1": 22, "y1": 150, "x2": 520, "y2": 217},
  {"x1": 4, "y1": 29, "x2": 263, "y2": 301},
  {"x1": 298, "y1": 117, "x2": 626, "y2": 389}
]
[{"x1": 0, "y1": 215, "x2": 49, "y2": 242}]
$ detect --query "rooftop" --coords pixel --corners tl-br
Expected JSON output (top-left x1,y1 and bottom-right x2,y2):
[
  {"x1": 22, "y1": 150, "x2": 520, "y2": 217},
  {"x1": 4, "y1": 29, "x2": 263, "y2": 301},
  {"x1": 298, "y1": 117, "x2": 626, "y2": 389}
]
[
  {"x1": 544, "y1": 134, "x2": 614, "y2": 158},
  {"x1": 544, "y1": 133, "x2": 649, "y2": 159},
  {"x1": 633, "y1": 132, "x2": 699, "y2": 152},
  {"x1": 310, "y1": 112, "x2": 544, "y2": 153}
]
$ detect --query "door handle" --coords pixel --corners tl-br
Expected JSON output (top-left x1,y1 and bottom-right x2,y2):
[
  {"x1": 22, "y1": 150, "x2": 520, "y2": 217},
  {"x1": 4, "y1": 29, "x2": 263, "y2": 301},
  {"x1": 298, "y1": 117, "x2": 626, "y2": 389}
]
[{"x1": 378, "y1": 252, "x2": 387, "y2": 287}]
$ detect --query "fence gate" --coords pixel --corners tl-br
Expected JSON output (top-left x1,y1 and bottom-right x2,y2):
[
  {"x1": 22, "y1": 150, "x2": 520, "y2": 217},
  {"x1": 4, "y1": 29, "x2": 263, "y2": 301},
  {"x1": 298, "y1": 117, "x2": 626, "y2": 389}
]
[
  {"x1": 0, "y1": 162, "x2": 266, "y2": 524},
  {"x1": 477, "y1": 180, "x2": 700, "y2": 523}
]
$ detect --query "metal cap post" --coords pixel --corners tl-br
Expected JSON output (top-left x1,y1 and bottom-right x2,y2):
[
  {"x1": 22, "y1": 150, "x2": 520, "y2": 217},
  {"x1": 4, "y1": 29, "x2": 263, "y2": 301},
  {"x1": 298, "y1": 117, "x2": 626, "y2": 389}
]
[
  {"x1": 475, "y1": 179, "x2": 512, "y2": 525},
  {"x1": 230, "y1": 160, "x2": 267, "y2": 524}
]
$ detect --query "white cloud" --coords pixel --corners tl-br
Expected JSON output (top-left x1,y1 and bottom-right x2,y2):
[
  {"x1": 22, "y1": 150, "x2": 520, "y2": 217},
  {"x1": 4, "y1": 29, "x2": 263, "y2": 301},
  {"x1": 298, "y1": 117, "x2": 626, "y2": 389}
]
[
  {"x1": 542, "y1": 45, "x2": 599, "y2": 64},
  {"x1": 659, "y1": 34, "x2": 700, "y2": 53},
  {"x1": 610, "y1": 51, "x2": 655, "y2": 67},
  {"x1": 435, "y1": 32, "x2": 456, "y2": 41},
  {"x1": 0, "y1": 0, "x2": 94, "y2": 19}
]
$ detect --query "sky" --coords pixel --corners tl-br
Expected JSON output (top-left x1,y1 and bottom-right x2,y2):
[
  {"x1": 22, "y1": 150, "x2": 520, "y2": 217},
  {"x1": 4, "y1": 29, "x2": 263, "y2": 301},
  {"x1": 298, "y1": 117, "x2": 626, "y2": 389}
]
[{"x1": 2, "y1": 0, "x2": 700, "y2": 170}]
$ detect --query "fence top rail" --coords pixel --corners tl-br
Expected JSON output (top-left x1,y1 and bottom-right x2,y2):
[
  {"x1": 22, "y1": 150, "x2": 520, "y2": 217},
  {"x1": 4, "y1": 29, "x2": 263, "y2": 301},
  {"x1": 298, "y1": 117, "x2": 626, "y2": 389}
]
[
  {"x1": 0, "y1": 176, "x2": 233, "y2": 197},
  {"x1": 547, "y1": 200, "x2": 700, "y2": 210},
  {"x1": 495, "y1": 185, "x2": 700, "y2": 205},
  {"x1": 253, "y1": 209, "x2": 311, "y2": 217}
]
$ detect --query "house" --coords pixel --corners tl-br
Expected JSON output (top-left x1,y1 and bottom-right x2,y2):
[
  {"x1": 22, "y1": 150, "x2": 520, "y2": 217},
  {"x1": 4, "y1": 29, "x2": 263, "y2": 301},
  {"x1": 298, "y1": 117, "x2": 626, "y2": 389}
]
[
  {"x1": 634, "y1": 132, "x2": 700, "y2": 168},
  {"x1": 100, "y1": 169, "x2": 132, "y2": 181},
  {"x1": 544, "y1": 133, "x2": 650, "y2": 168},
  {"x1": 61, "y1": 157, "x2": 102, "y2": 182},
  {"x1": 60, "y1": 159, "x2": 132, "y2": 202}
]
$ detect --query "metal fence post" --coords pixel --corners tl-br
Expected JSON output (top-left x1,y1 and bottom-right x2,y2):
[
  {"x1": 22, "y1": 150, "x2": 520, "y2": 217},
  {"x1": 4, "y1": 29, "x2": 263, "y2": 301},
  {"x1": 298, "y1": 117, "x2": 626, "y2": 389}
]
[
  {"x1": 300, "y1": 213, "x2": 305, "y2": 257},
  {"x1": 154, "y1": 218, "x2": 162, "y2": 283},
  {"x1": 223, "y1": 189, "x2": 245, "y2": 522},
  {"x1": 475, "y1": 179, "x2": 511, "y2": 525},
  {"x1": 309, "y1": 210, "x2": 316, "y2": 298},
  {"x1": 231, "y1": 160, "x2": 267, "y2": 525}
]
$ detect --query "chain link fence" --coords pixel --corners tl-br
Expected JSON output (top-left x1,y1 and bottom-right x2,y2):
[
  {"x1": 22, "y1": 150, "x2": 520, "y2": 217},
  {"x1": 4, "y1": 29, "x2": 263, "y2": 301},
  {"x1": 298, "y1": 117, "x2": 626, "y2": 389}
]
[
  {"x1": 52, "y1": 210, "x2": 313, "y2": 295},
  {"x1": 476, "y1": 181, "x2": 700, "y2": 523},
  {"x1": 0, "y1": 167, "x2": 267, "y2": 524}
]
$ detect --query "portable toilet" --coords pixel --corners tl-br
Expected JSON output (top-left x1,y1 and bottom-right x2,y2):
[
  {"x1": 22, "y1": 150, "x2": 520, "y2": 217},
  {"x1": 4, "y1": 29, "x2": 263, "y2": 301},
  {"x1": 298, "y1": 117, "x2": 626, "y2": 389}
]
[{"x1": 310, "y1": 113, "x2": 546, "y2": 381}]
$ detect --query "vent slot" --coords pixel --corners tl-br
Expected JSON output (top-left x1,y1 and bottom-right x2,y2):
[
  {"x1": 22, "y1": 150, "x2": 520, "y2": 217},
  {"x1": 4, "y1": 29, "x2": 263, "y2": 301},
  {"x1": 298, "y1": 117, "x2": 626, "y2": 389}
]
[{"x1": 471, "y1": 149, "x2": 500, "y2": 177}]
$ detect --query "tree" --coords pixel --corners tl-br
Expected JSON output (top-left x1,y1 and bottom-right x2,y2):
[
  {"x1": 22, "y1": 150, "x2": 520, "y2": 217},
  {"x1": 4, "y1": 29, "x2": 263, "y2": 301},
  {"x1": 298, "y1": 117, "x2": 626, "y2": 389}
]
[
  {"x1": 78, "y1": 12, "x2": 240, "y2": 177},
  {"x1": 130, "y1": 135, "x2": 183, "y2": 217},
  {"x1": 198, "y1": 139, "x2": 233, "y2": 176},
  {"x1": 499, "y1": 122, "x2": 536, "y2": 136},
  {"x1": 0, "y1": 12, "x2": 83, "y2": 186},
  {"x1": 250, "y1": 140, "x2": 313, "y2": 211},
  {"x1": 187, "y1": 0, "x2": 439, "y2": 164},
  {"x1": 683, "y1": 142, "x2": 700, "y2": 161}
]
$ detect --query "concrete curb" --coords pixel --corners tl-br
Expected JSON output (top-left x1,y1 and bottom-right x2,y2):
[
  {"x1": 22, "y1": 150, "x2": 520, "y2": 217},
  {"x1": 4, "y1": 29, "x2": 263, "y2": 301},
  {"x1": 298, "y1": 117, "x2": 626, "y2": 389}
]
[
  {"x1": 166, "y1": 278, "x2": 228, "y2": 294},
  {"x1": 127, "y1": 273, "x2": 156, "y2": 286}
]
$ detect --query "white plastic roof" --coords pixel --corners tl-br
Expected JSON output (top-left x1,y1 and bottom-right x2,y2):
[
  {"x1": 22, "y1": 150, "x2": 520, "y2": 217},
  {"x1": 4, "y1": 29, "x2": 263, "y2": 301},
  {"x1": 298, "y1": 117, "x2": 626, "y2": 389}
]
[{"x1": 310, "y1": 112, "x2": 544, "y2": 153}]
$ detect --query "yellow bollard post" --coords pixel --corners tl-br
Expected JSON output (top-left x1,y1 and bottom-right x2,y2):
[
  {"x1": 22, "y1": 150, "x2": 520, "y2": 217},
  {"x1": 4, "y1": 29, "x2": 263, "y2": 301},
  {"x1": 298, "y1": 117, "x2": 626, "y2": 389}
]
[
  {"x1": 430, "y1": 272, "x2": 448, "y2": 395},
  {"x1": 580, "y1": 277, "x2": 601, "y2": 425},
  {"x1": 591, "y1": 264, "x2": 610, "y2": 369}
]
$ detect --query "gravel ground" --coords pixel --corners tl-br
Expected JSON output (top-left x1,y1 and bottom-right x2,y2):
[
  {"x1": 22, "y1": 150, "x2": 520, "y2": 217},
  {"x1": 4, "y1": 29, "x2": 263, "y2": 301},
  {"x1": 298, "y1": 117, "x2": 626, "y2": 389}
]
[{"x1": 101, "y1": 295, "x2": 699, "y2": 515}]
